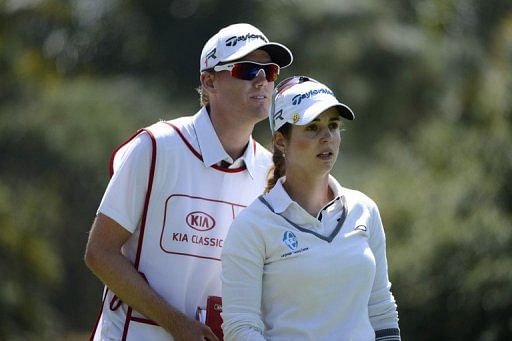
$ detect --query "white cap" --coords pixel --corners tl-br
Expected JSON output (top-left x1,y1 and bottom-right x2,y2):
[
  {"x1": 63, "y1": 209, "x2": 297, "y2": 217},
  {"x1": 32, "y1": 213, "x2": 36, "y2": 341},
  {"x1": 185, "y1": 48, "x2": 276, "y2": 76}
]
[
  {"x1": 271, "y1": 77, "x2": 355, "y2": 133},
  {"x1": 200, "y1": 23, "x2": 293, "y2": 72}
]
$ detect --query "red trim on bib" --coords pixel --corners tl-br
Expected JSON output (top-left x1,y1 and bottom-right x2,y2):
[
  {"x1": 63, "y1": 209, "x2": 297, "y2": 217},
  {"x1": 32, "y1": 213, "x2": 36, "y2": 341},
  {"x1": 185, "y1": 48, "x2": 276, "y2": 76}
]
[
  {"x1": 89, "y1": 288, "x2": 109, "y2": 340},
  {"x1": 108, "y1": 129, "x2": 145, "y2": 177},
  {"x1": 163, "y1": 121, "x2": 257, "y2": 174},
  {"x1": 121, "y1": 129, "x2": 157, "y2": 340}
]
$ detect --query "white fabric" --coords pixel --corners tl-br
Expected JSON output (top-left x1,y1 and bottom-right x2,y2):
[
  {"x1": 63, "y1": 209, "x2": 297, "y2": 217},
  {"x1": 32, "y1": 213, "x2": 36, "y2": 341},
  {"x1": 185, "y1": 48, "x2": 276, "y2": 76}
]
[
  {"x1": 221, "y1": 176, "x2": 399, "y2": 341},
  {"x1": 94, "y1": 107, "x2": 272, "y2": 340}
]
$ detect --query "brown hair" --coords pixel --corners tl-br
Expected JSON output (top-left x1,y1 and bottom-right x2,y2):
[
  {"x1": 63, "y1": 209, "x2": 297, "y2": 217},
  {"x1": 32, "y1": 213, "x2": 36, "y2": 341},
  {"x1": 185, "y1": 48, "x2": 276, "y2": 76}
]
[{"x1": 264, "y1": 123, "x2": 292, "y2": 193}]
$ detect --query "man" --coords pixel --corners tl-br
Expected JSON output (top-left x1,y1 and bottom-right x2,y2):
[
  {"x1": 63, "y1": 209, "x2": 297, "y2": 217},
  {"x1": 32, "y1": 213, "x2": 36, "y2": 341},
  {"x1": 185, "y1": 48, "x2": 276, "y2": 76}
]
[{"x1": 84, "y1": 23, "x2": 293, "y2": 340}]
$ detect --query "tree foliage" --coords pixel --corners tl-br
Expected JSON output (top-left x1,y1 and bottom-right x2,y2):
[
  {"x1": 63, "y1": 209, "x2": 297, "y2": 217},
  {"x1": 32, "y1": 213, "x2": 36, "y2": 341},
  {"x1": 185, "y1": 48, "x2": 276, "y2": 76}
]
[{"x1": 1, "y1": 0, "x2": 511, "y2": 339}]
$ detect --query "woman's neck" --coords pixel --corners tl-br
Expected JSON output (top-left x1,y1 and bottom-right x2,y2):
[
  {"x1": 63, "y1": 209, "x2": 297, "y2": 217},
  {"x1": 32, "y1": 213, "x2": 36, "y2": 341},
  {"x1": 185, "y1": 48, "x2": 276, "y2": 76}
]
[{"x1": 283, "y1": 172, "x2": 333, "y2": 217}]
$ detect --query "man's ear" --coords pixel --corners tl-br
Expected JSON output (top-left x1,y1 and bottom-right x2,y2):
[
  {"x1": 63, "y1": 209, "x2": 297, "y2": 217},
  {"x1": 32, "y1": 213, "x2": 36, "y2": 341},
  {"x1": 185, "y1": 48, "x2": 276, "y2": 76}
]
[{"x1": 200, "y1": 72, "x2": 217, "y2": 94}]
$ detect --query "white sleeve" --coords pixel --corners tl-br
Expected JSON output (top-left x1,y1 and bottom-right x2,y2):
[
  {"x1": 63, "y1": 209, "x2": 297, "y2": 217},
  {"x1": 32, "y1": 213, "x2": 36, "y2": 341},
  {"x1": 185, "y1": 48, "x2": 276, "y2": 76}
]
[
  {"x1": 221, "y1": 212, "x2": 266, "y2": 341},
  {"x1": 368, "y1": 203, "x2": 400, "y2": 334},
  {"x1": 97, "y1": 133, "x2": 152, "y2": 233}
]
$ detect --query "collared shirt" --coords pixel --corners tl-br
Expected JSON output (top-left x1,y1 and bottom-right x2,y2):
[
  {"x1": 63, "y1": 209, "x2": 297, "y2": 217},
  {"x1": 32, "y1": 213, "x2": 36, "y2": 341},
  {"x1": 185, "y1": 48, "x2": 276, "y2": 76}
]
[
  {"x1": 221, "y1": 175, "x2": 401, "y2": 341},
  {"x1": 194, "y1": 107, "x2": 256, "y2": 177},
  {"x1": 264, "y1": 175, "x2": 345, "y2": 236}
]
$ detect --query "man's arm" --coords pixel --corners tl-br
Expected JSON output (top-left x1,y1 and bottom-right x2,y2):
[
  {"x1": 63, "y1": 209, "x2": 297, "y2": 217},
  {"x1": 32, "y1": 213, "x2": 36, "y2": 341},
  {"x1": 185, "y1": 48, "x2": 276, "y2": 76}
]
[{"x1": 84, "y1": 213, "x2": 218, "y2": 341}]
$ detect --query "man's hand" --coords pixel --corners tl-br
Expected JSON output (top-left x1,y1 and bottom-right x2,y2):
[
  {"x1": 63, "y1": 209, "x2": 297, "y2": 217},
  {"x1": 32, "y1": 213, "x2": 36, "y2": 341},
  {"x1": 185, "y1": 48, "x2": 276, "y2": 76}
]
[{"x1": 171, "y1": 314, "x2": 219, "y2": 341}]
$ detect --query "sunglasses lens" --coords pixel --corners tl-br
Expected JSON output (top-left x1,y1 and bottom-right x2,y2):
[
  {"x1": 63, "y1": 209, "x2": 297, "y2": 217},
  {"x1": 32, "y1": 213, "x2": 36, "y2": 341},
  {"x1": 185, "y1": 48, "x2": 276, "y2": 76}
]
[{"x1": 231, "y1": 63, "x2": 279, "y2": 82}]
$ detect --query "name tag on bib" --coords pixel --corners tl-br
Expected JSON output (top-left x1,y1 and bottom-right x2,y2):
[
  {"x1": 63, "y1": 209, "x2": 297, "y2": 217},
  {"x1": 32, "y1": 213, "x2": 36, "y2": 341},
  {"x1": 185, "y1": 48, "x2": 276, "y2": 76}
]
[{"x1": 160, "y1": 194, "x2": 245, "y2": 260}]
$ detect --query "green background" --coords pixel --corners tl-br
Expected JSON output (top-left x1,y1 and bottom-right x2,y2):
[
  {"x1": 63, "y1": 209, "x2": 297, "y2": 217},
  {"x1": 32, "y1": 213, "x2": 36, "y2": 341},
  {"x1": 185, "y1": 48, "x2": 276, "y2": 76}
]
[{"x1": 1, "y1": 0, "x2": 511, "y2": 339}]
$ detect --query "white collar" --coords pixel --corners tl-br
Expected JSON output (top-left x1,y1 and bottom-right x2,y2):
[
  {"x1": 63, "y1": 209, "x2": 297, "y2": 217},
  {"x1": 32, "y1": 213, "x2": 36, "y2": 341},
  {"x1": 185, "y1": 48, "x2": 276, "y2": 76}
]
[
  {"x1": 194, "y1": 107, "x2": 256, "y2": 177},
  {"x1": 264, "y1": 175, "x2": 344, "y2": 216}
]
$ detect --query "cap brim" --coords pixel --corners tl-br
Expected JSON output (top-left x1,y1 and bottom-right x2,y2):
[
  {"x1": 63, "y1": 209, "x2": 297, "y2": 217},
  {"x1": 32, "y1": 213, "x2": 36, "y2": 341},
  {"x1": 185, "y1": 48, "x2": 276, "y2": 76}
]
[
  {"x1": 222, "y1": 42, "x2": 293, "y2": 68},
  {"x1": 258, "y1": 43, "x2": 293, "y2": 68},
  {"x1": 299, "y1": 100, "x2": 355, "y2": 125}
]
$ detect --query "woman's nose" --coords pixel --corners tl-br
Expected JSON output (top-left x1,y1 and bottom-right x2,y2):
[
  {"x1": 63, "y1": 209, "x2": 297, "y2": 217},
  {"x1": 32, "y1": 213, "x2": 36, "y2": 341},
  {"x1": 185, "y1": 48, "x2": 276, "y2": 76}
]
[{"x1": 320, "y1": 127, "x2": 333, "y2": 142}]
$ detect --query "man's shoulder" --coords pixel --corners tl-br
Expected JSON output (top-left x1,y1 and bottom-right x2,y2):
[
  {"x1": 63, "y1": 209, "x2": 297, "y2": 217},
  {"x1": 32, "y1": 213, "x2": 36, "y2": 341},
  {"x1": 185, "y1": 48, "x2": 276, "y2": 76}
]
[{"x1": 143, "y1": 115, "x2": 196, "y2": 140}]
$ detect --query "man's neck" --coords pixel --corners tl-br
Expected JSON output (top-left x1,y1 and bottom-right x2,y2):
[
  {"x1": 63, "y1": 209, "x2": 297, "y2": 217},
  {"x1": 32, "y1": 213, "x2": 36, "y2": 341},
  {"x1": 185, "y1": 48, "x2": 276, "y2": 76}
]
[{"x1": 208, "y1": 108, "x2": 255, "y2": 160}]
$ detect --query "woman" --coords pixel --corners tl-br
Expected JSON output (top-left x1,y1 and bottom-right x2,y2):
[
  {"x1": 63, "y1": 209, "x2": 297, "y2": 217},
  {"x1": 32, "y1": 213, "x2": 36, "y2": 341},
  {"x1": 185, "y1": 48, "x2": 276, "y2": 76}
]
[{"x1": 221, "y1": 76, "x2": 400, "y2": 340}]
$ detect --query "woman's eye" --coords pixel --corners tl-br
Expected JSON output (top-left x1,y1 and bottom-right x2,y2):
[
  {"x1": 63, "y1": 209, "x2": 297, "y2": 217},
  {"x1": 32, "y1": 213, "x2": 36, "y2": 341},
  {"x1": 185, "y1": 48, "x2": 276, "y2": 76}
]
[
  {"x1": 329, "y1": 122, "x2": 340, "y2": 130},
  {"x1": 306, "y1": 124, "x2": 318, "y2": 131}
]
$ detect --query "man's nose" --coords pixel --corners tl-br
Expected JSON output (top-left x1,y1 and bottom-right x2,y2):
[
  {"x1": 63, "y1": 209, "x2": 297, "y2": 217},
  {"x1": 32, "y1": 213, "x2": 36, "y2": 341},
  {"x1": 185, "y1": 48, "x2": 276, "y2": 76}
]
[{"x1": 253, "y1": 69, "x2": 268, "y2": 86}]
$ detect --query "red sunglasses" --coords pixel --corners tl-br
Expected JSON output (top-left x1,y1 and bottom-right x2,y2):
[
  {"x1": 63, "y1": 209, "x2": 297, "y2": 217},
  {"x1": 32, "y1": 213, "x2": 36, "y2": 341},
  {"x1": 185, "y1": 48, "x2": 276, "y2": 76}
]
[{"x1": 213, "y1": 61, "x2": 280, "y2": 82}]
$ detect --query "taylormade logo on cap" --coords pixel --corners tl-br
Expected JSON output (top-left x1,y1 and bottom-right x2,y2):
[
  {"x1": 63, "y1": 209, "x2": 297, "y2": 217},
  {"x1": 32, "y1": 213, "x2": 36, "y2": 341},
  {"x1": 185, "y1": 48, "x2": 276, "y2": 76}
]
[
  {"x1": 225, "y1": 33, "x2": 268, "y2": 47},
  {"x1": 291, "y1": 88, "x2": 335, "y2": 105}
]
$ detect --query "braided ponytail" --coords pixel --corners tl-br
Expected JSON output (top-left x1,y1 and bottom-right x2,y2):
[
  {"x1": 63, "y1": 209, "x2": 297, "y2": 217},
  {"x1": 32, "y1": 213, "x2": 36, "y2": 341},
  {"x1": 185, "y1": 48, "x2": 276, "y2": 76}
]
[{"x1": 265, "y1": 123, "x2": 291, "y2": 193}]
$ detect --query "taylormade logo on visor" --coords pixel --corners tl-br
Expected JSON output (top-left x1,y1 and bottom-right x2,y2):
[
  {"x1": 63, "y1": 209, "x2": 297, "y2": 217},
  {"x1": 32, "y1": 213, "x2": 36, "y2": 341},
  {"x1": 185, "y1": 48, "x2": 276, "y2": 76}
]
[
  {"x1": 292, "y1": 88, "x2": 334, "y2": 105},
  {"x1": 225, "y1": 33, "x2": 268, "y2": 47}
]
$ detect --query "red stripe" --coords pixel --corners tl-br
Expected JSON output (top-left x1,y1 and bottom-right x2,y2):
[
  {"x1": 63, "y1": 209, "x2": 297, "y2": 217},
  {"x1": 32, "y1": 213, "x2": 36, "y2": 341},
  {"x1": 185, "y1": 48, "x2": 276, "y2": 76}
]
[
  {"x1": 88, "y1": 288, "x2": 109, "y2": 341},
  {"x1": 121, "y1": 306, "x2": 133, "y2": 340},
  {"x1": 163, "y1": 121, "x2": 248, "y2": 173},
  {"x1": 133, "y1": 129, "x2": 157, "y2": 269},
  {"x1": 121, "y1": 128, "x2": 158, "y2": 341},
  {"x1": 108, "y1": 129, "x2": 146, "y2": 178}
]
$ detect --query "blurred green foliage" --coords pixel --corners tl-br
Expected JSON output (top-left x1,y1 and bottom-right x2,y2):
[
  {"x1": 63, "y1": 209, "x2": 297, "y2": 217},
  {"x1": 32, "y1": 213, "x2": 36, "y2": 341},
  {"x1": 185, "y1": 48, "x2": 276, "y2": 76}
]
[{"x1": 1, "y1": 0, "x2": 511, "y2": 339}]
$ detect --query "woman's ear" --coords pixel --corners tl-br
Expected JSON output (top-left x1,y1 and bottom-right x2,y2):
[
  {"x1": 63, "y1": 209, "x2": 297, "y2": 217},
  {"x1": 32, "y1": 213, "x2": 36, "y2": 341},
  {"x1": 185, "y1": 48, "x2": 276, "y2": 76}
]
[
  {"x1": 200, "y1": 72, "x2": 217, "y2": 95},
  {"x1": 273, "y1": 131, "x2": 288, "y2": 154}
]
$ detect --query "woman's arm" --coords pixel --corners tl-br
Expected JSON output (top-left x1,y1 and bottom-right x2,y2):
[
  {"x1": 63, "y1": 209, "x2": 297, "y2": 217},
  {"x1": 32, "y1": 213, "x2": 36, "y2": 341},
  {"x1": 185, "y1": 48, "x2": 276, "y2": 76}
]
[
  {"x1": 368, "y1": 204, "x2": 401, "y2": 341},
  {"x1": 221, "y1": 214, "x2": 266, "y2": 341}
]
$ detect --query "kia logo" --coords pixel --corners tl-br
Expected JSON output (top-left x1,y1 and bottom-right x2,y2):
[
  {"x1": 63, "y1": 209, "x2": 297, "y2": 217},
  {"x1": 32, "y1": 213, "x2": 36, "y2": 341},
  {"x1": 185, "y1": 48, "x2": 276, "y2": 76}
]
[{"x1": 186, "y1": 211, "x2": 216, "y2": 231}]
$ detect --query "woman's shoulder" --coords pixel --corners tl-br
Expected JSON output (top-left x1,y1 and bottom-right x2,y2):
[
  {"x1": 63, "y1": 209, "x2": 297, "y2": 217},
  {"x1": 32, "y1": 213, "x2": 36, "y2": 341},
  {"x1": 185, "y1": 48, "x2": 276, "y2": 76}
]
[
  {"x1": 225, "y1": 197, "x2": 271, "y2": 247},
  {"x1": 340, "y1": 186, "x2": 379, "y2": 210},
  {"x1": 234, "y1": 196, "x2": 271, "y2": 225}
]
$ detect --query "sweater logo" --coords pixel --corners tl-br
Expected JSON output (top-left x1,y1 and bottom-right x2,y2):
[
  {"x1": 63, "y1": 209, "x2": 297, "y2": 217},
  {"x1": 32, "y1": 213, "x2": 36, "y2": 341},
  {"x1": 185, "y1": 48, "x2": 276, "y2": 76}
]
[
  {"x1": 282, "y1": 231, "x2": 298, "y2": 250},
  {"x1": 281, "y1": 230, "x2": 309, "y2": 258},
  {"x1": 354, "y1": 225, "x2": 367, "y2": 232}
]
